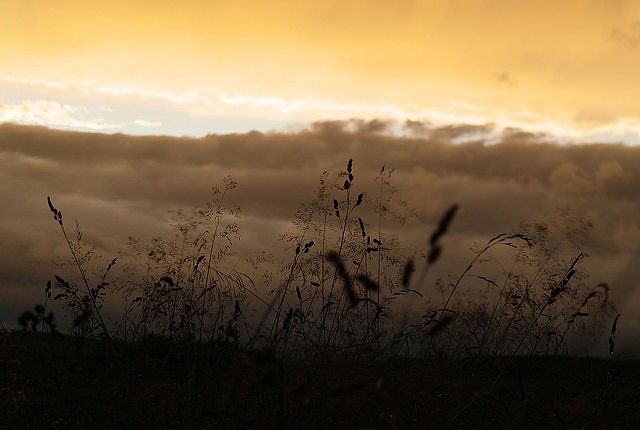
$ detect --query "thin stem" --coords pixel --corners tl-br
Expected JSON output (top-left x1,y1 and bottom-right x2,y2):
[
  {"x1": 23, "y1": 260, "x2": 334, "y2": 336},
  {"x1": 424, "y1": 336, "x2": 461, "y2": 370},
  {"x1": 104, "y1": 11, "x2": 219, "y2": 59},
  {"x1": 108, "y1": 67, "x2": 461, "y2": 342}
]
[{"x1": 59, "y1": 223, "x2": 111, "y2": 340}]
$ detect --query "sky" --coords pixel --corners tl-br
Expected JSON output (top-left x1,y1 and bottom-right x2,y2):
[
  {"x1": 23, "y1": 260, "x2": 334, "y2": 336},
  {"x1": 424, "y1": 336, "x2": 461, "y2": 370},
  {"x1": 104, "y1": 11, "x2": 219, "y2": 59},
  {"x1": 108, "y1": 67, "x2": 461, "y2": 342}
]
[
  {"x1": 2, "y1": 0, "x2": 640, "y2": 141},
  {"x1": 2, "y1": 1, "x2": 640, "y2": 355}
]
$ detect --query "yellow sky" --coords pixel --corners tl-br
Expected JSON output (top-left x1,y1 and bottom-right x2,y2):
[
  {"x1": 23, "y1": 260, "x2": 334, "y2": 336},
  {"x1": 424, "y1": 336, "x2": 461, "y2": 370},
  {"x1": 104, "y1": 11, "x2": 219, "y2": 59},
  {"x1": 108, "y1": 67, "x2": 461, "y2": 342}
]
[{"x1": 2, "y1": 0, "x2": 640, "y2": 138}]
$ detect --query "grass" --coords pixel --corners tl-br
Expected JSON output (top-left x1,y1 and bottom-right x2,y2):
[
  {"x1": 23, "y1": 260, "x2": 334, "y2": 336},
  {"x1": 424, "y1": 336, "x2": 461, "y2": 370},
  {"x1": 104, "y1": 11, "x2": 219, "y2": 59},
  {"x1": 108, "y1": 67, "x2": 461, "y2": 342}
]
[{"x1": 1, "y1": 159, "x2": 629, "y2": 429}]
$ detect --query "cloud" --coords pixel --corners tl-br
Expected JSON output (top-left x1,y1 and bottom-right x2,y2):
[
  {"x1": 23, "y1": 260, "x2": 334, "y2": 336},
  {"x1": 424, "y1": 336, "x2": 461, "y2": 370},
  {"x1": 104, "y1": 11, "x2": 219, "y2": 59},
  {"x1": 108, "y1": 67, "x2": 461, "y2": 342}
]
[
  {"x1": 132, "y1": 119, "x2": 162, "y2": 127},
  {"x1": 494, "y1": 71, "x2": 517, "y2": 89},
  {"x1": 611, "y1": 22, "x2": 640, "y2": 48},
  {"x1": 7, "y1": 75, "x2": 640, "y2": 144},
  {"x1": 2, "y1": 121, "x2": 640, "y2": 354},
  {"x1": 0, "y1": 96, "x2": 163, "y2": 133},
  {"x1": 6, "y1": 1, "x2": 640, "y2": 150},
  {"x1": 0, "y1": 100, "x2": 122, "y2": 130},
  {"x1": 548, "y1": 162, "x2": 595, "y2": 194}
]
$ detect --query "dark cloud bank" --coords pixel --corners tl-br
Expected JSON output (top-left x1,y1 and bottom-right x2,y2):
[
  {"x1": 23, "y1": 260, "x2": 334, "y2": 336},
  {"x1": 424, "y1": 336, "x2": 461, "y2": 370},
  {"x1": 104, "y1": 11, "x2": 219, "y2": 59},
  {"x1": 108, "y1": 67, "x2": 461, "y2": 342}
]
[{"x1": 2, "y1": 121, "x2": 639, "y2": 355}]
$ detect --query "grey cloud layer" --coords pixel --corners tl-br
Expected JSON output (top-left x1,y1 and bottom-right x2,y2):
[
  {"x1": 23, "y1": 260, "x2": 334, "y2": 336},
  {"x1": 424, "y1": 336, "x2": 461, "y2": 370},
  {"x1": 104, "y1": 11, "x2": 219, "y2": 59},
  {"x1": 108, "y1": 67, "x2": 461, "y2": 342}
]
[{"x1": 2, "y1": 122, "x2": 639, "y2": 353}]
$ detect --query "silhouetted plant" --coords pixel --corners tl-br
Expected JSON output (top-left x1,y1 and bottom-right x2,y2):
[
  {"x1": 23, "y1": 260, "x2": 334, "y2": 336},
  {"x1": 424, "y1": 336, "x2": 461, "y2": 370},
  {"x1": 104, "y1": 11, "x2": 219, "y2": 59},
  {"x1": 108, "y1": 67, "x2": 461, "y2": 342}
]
[
  {"x1": 609, "y1": 313, "x2": 621, "y2": 357},
  {"x1": 397, "y1": 215, "x2": 617, "y2": 358},
  {"x1": 114, "y1": 176, "x2": 250, "y2": 343},
  {"x1": 256, "y1": 159, "x2": 424, "y2": 358},
  {"x1": 40, "y1": 161, "x2": 615, "y2": 360},
  {"x1": 47, "y1": 197, "x2": 112, "y2": 339},
  {"x1": 18, "y1": 303, "x2": 55, "y2": 333},
  {"x1": 265, "y1": 161, "x2": 617, "y2": 359}
]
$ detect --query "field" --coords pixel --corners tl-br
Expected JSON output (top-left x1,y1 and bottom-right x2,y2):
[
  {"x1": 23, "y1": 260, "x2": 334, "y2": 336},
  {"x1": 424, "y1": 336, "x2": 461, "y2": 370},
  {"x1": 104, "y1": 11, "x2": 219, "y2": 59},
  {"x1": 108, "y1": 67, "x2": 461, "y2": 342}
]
[{"x1": 1, "y1": 331, "x2": 639, "y2": 429}]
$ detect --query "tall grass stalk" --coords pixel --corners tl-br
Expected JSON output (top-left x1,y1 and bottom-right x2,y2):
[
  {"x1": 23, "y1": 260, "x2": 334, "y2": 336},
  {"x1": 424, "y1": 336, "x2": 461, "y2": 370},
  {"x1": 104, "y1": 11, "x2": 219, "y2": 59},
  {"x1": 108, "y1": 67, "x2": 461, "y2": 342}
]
[{"x1": 47, "y1": 196, "x2": 111, "y2": 340}]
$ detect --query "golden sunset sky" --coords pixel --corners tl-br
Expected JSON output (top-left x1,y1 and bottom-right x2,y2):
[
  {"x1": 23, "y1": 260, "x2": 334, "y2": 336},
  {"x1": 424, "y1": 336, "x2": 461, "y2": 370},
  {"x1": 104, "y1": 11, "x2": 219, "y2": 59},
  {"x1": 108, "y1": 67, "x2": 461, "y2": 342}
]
[
  {"x1": 4, "y1": 1, "x2": 640, "y2": 353},
  {"x1": 2, "y1": 0, "x2": 640, "y2": 140}
]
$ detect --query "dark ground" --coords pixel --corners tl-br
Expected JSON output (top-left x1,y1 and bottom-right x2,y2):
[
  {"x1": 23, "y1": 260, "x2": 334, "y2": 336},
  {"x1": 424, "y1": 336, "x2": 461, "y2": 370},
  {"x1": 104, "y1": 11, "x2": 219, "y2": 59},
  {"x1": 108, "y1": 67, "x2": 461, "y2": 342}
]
[{"x1": 1, "y1": 331, "x2": 639, "y2": 429}]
